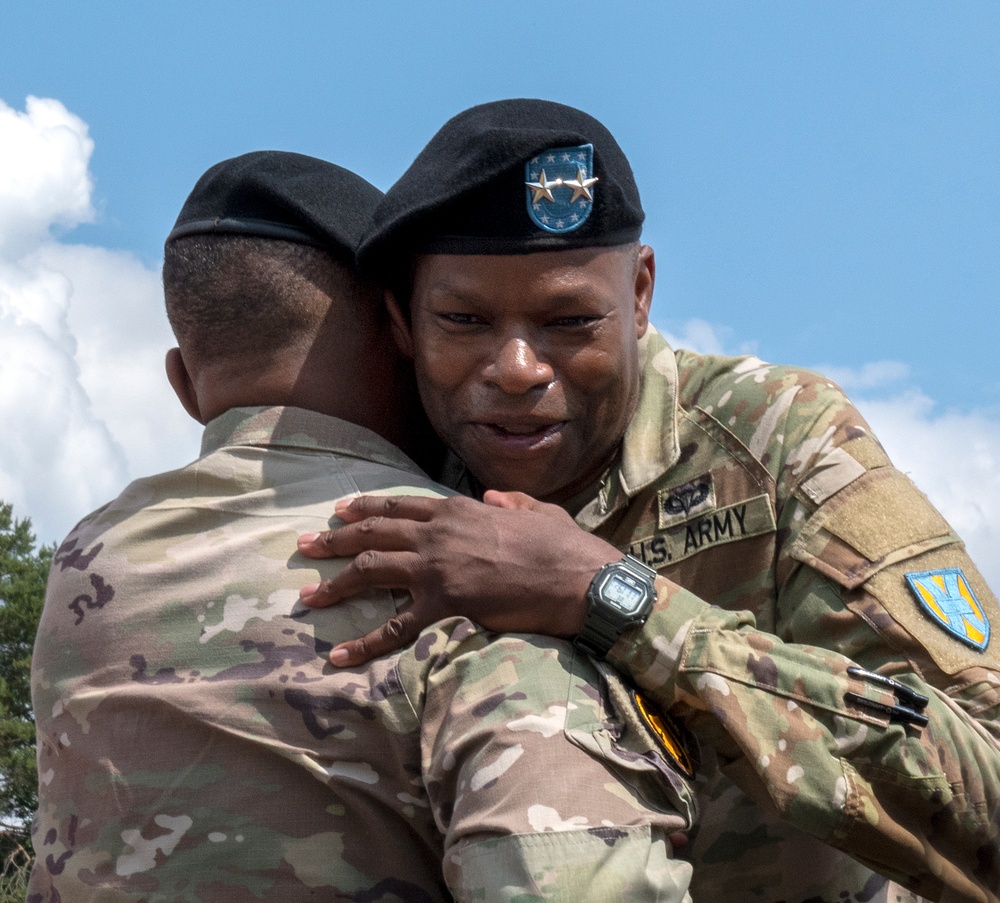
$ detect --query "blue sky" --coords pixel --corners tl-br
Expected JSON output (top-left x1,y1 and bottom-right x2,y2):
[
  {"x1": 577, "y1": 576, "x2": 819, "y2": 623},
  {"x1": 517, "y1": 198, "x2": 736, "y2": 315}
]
[{"x1": 1, "y1": 2, "x2": 997, "y2": 582}]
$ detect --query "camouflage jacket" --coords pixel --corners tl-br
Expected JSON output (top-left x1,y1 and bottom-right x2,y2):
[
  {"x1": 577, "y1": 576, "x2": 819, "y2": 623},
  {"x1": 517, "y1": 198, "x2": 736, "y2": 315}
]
[
  {"x1": 574, "y1": 328, "x2": 1000, "y2": 902},
  {"x1": 29, "y1": 406, "x2": 697, "y2": 903}
]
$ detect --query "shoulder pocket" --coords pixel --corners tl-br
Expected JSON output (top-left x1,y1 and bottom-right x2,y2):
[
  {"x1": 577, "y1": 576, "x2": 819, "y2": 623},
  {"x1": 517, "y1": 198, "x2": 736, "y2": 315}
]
[
  {"x1": 790, "y1": 467, "x2": 1000, "y2": 676},
  {"x1": 789, "y1": 467, "x2": 958, "y2": 589}
]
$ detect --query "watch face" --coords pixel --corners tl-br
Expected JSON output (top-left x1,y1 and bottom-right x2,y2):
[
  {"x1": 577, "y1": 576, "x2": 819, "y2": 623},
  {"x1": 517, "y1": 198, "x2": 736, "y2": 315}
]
[{"x1": 603, "y1": 573, "x2": 646, "y2": 613}]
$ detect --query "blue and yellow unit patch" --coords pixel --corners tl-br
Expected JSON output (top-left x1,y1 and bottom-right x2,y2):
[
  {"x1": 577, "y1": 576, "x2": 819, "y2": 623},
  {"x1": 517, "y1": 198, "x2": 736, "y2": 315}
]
[{"x1": 906, "y1": 568, "x2": 990, "y2": 652}]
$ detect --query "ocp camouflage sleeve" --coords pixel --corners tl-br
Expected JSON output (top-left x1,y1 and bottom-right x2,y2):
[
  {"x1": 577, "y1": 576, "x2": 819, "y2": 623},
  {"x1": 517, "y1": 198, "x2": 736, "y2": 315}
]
[
  {"x1": 28, "y1": 405, "x2": 696, "y2": 902},
  {"x1": 578, "y1": 331, "x2": 1000, "y2": 903},
  {"x1": 398, "y1": 617, "x2": 696, "y2": 902}
]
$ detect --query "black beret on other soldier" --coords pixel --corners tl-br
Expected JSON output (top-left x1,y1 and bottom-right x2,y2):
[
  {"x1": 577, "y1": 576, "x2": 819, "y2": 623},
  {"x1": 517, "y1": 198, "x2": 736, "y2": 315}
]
[{"x1": 168, "y1": 149, "x2": 383, "y2": 258}]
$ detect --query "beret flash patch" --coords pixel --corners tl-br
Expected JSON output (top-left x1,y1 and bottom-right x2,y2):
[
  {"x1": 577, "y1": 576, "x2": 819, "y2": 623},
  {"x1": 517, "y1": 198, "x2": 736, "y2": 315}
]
[
  {"x1": 524, "y1": 144, "x2": 598, "y2": 234},
  {"x1": 906, "y1": 567, "x2": 990, "y2": 651}
]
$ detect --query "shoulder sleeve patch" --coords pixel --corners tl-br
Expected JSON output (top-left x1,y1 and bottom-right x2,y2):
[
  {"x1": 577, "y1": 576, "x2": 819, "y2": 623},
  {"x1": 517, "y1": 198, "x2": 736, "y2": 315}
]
[
  {"x1": 905, "y1": 568, "x2": 990, "y2": 652},
  {"x1": 789, "y1": 467, "x2": 958, "y2": 589},
  {"x1": 857, "y1": 548, "x2": 1000, "y2": 676},
  {"x1": 562, "y1": 655, "x2": 698, "y2": 824}
]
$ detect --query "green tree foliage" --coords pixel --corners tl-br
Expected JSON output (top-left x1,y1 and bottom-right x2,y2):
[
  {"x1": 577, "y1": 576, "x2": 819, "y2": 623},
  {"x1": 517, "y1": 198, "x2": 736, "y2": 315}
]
[{"x1": 0, "y1": 501, "x2": 52, "y2": 867}]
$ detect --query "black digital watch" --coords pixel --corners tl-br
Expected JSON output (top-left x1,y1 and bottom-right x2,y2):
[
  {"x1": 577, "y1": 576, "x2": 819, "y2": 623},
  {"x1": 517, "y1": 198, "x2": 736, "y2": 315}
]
[{"x1": 574, "y1": 555, "x2": 657, "y2": 660}]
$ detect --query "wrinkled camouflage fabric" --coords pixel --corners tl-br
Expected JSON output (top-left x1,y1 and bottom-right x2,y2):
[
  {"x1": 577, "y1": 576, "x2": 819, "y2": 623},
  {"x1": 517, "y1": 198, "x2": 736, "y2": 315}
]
[
  {"x1": 581, "y1": 328, "x2": 1000, "y2": 903},
  {"x1": 448, "y1": 326, "x2": 1000, "y2": 902},
  {"x1": 29, "y1": 406, "x2": 696, "y2": 903}
]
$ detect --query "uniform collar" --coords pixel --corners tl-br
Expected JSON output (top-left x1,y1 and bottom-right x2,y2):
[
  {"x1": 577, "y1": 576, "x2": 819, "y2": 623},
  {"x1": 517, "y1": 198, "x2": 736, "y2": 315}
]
[
  {"x1": 201, "y1": 406, "x2": 426, "y2": 476},
  {"x1": 575, "y1": 327, "x2": 682, "y2": 530}
]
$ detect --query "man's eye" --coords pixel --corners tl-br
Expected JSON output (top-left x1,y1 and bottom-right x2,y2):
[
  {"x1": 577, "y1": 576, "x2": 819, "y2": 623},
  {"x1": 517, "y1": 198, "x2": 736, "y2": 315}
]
[
  {"x1": 551, "y1": 315, "x2": 600, "y2": 328},
  {"x1": 439, "y1": 312, "x2": 486, "y2": 326}
]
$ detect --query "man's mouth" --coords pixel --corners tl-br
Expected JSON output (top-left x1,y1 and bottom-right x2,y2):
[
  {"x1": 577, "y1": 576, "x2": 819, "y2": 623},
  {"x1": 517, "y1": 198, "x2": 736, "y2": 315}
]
[{"x1": 471, "y1": 420, "x2": 566, "y2": 451}]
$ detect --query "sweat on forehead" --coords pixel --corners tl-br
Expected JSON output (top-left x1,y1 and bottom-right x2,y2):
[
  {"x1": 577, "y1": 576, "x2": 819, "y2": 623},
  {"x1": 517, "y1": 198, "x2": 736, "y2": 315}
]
[{"x1": 357, "y1": 99, "x2": 645, "y2": 279}]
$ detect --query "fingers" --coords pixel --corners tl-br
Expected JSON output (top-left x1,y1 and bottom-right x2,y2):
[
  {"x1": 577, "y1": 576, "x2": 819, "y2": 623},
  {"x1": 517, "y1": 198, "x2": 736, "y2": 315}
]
[
  {"x1": 483, "y1": 489, "x2": 572, "y2": 525},
  {"x1": 482, "y1": 489, "x2": 539, "y2": 510},
  {"x1": 334, "y1": 494, "x2": 443, "y2": 524},
  {"x1": 328, "y1": 613, "x2": 420, "y2": 667},
  {"x1": 297, "y1": 515, "x2": 422, "y2": 559},
  {"x1": 298, "y1": 494, "x2": 449, "y2": 559},
  {"x1": 299, "y1": 550, "x2": 424, "y2": 607}
]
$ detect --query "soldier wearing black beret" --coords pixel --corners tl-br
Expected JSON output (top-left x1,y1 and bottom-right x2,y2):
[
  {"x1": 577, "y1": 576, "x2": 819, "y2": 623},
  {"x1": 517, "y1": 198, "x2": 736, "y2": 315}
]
[
  {"x1": 300, "y1": 99, "x2": 1000, "y2": 903},
  {"x1": 159, "y1": 150, "x2": 435, "y2": 457}
]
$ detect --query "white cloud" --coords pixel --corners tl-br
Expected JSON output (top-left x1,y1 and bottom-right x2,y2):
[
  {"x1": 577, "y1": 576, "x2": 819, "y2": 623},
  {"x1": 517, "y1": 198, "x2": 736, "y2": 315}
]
[
  {"x1": 816, "y1": 360, "x2": 911, "y2": 392},
  {"x1": 660, "y1": 317, "x2": 729, "y2": 356},
  {"x1": 658, "y1": 317, "x2": 758, "y2": 359},
  {"x1": 0, "y1": 97, "x2": 94, "y2": 256},
  {"x1": 0, "y1": 97, "x2": 200, "y2": 547},
  {"x1": 34, "y1": 242, "x2": 200, "y2": 481}
]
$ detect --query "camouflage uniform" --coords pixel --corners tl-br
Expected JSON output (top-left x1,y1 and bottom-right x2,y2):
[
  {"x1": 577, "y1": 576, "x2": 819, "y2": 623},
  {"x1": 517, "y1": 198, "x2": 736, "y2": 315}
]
[
  {"x1": 29, "y1": 406, "x2": 697, "y2": 903},
  {"x1": 573, "y1": 328, "x2": 1000, "y2": 902}
]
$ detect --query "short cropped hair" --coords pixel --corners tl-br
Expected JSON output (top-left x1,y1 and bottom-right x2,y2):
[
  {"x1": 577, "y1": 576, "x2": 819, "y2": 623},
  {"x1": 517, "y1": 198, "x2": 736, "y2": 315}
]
[{"x1": 163, "y1": 234, "x2": 377, "y2": 366}]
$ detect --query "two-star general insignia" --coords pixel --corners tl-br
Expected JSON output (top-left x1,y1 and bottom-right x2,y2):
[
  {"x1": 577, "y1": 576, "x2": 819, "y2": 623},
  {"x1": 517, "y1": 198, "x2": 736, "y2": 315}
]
[
  {"x1": 906, "y1": 568, "x2": 990, "y2": 651},
  {"x1": 524, "y1": 144, "x2": 597, "y2": 234}
]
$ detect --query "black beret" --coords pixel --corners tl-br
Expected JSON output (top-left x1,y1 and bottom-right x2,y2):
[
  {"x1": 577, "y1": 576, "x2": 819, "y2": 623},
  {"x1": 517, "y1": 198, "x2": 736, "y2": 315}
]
[
  {"x1": 167, "y1": 151, "x2": 384, "y2": 259},
  {"x1": 357, "y1": 99, "x2": 644, "y2": 275}
]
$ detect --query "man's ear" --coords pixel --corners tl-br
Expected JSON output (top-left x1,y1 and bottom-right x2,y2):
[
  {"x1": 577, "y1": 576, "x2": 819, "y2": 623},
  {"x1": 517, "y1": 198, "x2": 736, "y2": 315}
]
[
  {"x1": 165, "y1": 348, "x2": 205, "y2": 424},
  {"x1": 633, "y1": 244, "x2": 655, "y2": 339},
  {"x1": 385, "y1": 290, "x2": 414, "y2": 359}
]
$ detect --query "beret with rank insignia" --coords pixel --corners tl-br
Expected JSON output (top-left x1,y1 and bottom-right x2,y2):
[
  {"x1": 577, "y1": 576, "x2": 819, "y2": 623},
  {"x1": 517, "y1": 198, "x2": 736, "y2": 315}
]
[{"x1": 357, "y1": 98, "x2": 645, "y2": 277}]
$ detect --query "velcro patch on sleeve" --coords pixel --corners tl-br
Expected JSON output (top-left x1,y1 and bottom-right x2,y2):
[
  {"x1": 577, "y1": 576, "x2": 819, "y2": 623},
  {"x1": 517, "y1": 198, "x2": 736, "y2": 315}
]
[
  {"x1": 797, "y1": 445, "x2": 866, "y2": 507},
  {"x1": 839, "y1": 433, "x2": 891, "y2": 470},
  {"x1": 789, "y1": 467, "x2": 958, "y2": 589}
]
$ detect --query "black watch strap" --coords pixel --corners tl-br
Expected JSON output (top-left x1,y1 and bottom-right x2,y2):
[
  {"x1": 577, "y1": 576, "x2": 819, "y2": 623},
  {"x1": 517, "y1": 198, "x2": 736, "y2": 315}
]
[
  {"x1": 575, "y1": 555, "x2": 657, "y2": 660},
  {"x1": 574, "y1": 609, "x2": 625, "y2": 660}
]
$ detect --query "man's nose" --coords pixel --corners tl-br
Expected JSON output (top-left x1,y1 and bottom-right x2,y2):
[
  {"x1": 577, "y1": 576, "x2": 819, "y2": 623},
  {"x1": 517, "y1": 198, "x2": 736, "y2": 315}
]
[{"x1": 483, "y1": 336, "x2": 553, "y2": 394}]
